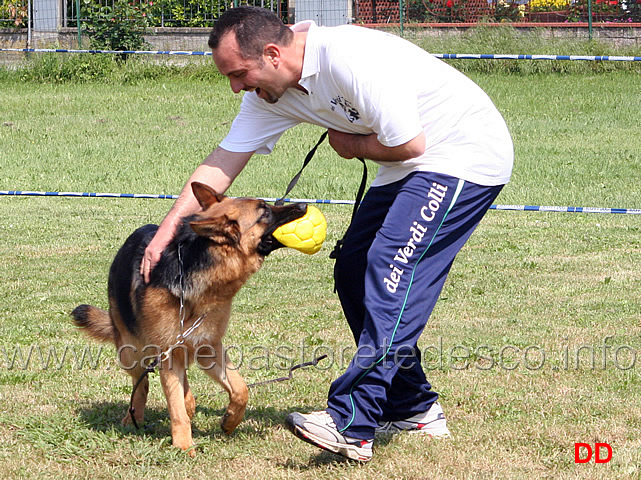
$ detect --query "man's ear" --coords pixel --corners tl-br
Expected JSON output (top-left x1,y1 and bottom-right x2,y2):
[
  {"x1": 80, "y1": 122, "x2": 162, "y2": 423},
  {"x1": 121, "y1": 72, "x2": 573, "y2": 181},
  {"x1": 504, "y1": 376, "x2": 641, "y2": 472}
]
[
  {"x1": 263, "y1": 43, "x2": 281, "y2": 67},
  {"x1": 190, "y1": 215, "x2": 241, "y2": 246},
  {"x1": 191, "y1": 182, "x2": 225, "y2": 210}
]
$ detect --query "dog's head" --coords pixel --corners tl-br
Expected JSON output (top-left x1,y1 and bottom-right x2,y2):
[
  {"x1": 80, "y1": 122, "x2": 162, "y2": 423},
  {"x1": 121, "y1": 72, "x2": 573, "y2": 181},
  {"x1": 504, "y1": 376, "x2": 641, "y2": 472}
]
[{"x1": 188, "y1": 182, "x2": 307, "y2": 256}]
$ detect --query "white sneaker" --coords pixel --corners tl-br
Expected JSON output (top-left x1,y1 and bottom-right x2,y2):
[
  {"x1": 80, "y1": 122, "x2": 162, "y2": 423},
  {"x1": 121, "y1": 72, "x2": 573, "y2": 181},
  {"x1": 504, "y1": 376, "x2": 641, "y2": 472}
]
[
  {"x1": 376, "y1": 402, "x2": 451, "y2": 438},
  {"x1": 286, "y1": 410, "x2": 374, "y2": 462}
]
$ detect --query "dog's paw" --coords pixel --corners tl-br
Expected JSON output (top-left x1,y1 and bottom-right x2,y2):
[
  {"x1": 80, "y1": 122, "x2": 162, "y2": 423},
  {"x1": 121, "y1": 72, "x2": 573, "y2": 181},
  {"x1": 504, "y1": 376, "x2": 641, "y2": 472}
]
[
  {"x1": 220, "y1": 411, "x2": 243, "y2": 435},
  {"x1": 121, "y1": 413, "x2": 134, "y2": 426},
  {"x1": 173, "y1": 436, "x2": 197, "y2": 457},
  {"x1": 185, "y1": 445, "x2": 197, "y2": 458},
  {"x1": 174, "y1": 443, "x2": 197, "y2": 458},
  {"x1": 121, "y1": 411, "x2": 144, "y2": 427},
  {"x1": 220, "y1": 412, "x2": 231, "y2": 435}
]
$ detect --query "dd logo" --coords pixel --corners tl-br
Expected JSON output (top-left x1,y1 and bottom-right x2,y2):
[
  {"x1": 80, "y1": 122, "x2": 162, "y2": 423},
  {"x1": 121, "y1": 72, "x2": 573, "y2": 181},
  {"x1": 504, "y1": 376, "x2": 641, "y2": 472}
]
[{"x1": 574, "y1": 442, "x2": 612, "y2": 464}]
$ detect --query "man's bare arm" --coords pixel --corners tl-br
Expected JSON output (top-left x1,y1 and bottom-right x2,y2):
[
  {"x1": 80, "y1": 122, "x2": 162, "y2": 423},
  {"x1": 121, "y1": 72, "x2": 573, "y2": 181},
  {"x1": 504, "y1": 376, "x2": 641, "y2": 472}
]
[{"x1": 327, "y1": 129, "x2": 426, "y2": 162}]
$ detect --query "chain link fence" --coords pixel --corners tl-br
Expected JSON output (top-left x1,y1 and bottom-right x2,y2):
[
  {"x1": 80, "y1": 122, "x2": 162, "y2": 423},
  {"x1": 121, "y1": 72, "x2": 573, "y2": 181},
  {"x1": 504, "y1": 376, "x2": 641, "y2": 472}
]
[{"x1": 2, "y1": 0, "x2": 640, "y2": 29}]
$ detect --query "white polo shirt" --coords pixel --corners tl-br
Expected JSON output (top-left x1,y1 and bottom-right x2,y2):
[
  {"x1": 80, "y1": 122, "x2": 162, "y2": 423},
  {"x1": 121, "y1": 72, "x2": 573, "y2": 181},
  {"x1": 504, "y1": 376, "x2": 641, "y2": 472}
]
[{"x1": 220, "y1": 21, "x2": 513, "y2": 187}]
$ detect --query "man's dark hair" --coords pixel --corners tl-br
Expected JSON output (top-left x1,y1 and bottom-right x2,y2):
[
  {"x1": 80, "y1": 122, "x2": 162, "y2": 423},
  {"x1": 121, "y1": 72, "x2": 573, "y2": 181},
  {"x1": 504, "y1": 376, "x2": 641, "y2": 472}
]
[{"x1": 208, "y1": 6, "x2": 293, "y2": 60}]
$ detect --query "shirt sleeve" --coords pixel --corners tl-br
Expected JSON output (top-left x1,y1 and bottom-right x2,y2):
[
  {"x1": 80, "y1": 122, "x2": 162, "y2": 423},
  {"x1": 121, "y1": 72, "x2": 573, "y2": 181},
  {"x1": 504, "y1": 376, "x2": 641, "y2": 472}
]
[{"x1": 219, "y1": 93, "x2": 300, "y2": 154}]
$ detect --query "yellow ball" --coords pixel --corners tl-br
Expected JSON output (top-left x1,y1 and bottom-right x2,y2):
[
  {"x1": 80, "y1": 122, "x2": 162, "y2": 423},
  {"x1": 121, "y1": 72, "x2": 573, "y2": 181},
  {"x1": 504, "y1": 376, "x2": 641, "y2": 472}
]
[{"x1": 273, "y1": 205, "x2": 327, "y2": 255}]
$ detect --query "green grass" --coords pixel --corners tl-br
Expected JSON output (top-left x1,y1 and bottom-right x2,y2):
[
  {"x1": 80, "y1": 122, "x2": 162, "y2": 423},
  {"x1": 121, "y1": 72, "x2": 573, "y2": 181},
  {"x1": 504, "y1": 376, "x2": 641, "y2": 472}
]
[{"x1": 1, "y1": 38, "x2": 641, "y2": 478}]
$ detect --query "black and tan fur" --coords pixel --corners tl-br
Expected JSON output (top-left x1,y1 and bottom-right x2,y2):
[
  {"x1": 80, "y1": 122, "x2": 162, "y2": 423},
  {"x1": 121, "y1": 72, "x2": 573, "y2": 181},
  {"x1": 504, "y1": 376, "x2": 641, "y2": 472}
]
[{"x1": 72, "y1": 182, "x2": 306, "y2": 456}]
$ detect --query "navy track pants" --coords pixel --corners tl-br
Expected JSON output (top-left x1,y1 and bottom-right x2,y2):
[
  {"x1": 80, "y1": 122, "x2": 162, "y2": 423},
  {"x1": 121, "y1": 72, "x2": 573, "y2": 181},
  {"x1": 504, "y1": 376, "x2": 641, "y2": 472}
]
[{"x1": 329, "y1": 171, "x2": 503, "y2": 439}]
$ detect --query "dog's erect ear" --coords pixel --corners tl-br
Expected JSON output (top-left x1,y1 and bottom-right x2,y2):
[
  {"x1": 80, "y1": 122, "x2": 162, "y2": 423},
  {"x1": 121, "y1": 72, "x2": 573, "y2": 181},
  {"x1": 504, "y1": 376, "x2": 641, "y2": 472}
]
[
  {"x1": 190, "y1": 215, "x2": 241, "y2": 246},
  {"x1": 191, "y1": 182, "x2": 225, "y2": 210}
]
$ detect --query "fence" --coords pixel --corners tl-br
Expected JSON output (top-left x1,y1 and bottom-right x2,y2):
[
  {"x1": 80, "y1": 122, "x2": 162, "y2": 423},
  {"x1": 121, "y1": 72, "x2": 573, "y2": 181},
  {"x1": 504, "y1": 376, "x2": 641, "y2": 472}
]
[
  {"x1": 2, "y1": 0, "x2": 640, "y2": 30},
  {"x1": 1, "y1": 0, "x2": 287, "y2": 30},
  {"x1": 361, "y1": 0, "x2": 641, "y2": 24}
]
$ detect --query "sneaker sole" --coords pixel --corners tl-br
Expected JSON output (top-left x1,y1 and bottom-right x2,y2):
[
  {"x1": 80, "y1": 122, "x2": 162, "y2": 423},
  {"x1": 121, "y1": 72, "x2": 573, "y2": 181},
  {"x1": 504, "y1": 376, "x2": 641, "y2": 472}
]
[
  {"x1": 376, "y1": 425, "x2": 452, "y2": 438},
  {"x1": 406, "y1": 427, "x2": 451, "y2": 437},
  {"x1": 285, "y1": 416, "x2": 372, "y2": 462}
]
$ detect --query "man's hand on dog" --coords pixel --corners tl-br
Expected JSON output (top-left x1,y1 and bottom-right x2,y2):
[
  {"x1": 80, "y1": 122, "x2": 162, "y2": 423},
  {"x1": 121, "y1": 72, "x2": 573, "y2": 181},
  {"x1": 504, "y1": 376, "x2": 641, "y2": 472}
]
[{"x1": 141, "y1": 228, "x2": 173, "y2": 283}]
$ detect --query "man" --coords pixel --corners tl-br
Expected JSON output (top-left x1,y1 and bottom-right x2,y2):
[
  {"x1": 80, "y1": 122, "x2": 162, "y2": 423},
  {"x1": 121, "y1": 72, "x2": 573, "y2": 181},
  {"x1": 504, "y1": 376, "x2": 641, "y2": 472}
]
[{"x1": 141, "y1": 6, "x2": 513, "y2": 462}]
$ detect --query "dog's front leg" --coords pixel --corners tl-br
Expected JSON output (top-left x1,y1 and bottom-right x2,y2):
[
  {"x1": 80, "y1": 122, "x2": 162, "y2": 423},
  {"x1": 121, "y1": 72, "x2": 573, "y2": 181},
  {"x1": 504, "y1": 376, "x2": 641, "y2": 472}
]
[
  {"x1": 159, "y1": 354, "x2": 195, "y2": 457},
  {"x1": 202, "y1": 342, "x2": 248, "y2": 435}
]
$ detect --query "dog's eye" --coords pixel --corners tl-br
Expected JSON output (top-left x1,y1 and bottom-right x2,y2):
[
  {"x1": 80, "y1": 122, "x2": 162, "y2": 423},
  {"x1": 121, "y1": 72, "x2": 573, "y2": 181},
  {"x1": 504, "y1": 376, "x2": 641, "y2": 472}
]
[{"x1": 260, "y1": 206, "x2": 271, "y2": 220}]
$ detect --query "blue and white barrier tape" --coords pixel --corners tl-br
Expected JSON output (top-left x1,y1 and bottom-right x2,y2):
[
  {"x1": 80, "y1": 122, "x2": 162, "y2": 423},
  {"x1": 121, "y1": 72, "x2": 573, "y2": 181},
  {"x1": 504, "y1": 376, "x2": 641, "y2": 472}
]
[
  {"x1": 2, "y1": 190, "x2": 640, "y2": 214},
  {"x1": 435, "y1": 53, "x2": 641, "y2": 62},
  {"x1": 1, "y1": 48, "x2": 641, "y2": 62},
  {"x1": 0, "y1": 48, "x2": 211, "y2": 56},
  {"x1": 488, "y1": 204, "x2": 641, "y2": 215},
  {"x1": 0, "y1": 190, "x2": 179, "y2": 199}
]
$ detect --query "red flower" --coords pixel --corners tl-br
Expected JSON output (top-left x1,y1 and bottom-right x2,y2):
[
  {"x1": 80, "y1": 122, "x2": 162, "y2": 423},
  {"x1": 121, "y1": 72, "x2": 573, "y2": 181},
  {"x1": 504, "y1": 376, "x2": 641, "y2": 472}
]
[{"x1": 446, "y1": 0, "x2": 453, "y2": 7}]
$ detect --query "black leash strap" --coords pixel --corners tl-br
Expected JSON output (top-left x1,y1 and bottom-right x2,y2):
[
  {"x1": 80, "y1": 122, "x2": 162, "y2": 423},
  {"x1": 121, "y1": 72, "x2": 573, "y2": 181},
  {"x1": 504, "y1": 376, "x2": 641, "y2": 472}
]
[
  {"x1": 275, "y1": 131, "x2": 328, "y2": 206},
  {"x1": 129, "y1": 355, "x2": 160, "y2": 430},
  {"x1": 273, "y1": 130, "x2": 368, "y2": 260},
  {"x1": 329, "y1": 157, "x2": 367, "y2": 260}
]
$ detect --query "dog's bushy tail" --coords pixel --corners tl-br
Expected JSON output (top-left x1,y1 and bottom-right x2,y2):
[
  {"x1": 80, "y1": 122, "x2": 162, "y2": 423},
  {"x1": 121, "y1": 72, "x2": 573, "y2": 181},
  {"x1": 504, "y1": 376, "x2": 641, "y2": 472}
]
[{"x1": 71, "y1": 305, "x2": 115, "y2": 342}]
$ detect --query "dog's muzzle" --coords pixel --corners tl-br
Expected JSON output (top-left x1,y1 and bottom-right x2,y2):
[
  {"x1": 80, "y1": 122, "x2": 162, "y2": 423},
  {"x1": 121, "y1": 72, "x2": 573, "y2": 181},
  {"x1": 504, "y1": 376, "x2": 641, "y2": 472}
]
[{"x1": 258, "y1": 203, "x2": 307, "y2": 256}]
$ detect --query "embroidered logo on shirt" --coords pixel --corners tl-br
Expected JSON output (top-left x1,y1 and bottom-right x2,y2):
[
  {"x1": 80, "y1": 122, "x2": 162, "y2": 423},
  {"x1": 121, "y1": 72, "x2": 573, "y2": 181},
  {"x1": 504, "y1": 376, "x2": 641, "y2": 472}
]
[{"x1": 330, "y1": 96, "x2": 360, "y2": 123}]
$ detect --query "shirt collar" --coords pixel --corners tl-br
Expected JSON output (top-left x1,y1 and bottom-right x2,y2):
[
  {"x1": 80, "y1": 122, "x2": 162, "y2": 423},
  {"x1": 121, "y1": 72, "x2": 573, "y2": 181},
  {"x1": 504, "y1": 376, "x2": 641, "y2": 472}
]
[{"x1": 291, "y1": 20, "x2": 319, "y2": 88}]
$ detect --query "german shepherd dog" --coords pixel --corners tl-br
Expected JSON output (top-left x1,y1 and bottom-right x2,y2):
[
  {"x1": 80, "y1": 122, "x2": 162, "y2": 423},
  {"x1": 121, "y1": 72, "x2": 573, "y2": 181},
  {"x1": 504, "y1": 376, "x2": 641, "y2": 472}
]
[{"x1": 71, "y1": 182, "x2": 306, "y2": 456}]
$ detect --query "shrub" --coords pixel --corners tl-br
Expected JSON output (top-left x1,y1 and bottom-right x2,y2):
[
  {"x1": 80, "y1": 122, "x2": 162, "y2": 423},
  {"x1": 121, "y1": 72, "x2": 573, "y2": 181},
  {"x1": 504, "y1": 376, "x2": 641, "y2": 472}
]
[
  {"x1": 0, "y1": 0, "x2": 28, "y2": 27},
  {"x1": 82, "y1": 0, "x2": 152, "y2": 55}
]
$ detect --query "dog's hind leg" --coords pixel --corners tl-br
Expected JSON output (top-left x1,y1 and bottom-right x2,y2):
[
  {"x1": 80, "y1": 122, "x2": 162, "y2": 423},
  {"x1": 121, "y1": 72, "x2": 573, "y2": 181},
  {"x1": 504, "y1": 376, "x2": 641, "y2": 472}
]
[
  {"x1": 183, "y1": 374, "x2": 196, "y2": 420},
  {"x1": 201, "y1": 341, "x2": 248, "y2": 435},
  {"x1": 159, "y1": 352, "x2": 195, "y2": 456},
  {"x1": 118, "y1": 346, "x2": 149, "y2": 427},
  {"x1": 124, "y1": 372, "x2": 149, "y2": 426}
]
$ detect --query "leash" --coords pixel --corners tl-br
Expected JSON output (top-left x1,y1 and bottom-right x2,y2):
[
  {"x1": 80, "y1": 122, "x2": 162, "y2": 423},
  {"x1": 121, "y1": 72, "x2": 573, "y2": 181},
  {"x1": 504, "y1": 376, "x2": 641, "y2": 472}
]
[
  {"x1": 128, "y1": 357, "x2": 160, "y2": 430},
  {"x1": 275, "y1": 131, "x2": 328, "y2": 207},
  {"x1": 274, "y1": 130, "x2": 369, "y2": 261},
  {"x1": 328, "y1": 159, "x2": 367, "y2": 260},
  {"x1": 245, "y1": 354, "x2": 328, "y2": 388}
]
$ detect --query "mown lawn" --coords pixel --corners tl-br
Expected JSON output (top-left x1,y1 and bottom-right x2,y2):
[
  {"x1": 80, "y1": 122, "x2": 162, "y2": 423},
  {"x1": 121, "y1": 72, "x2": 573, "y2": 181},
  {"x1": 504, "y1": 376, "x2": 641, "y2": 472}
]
[{"x1": 0, "y1": 59, "x2": 640, "y2": 479}]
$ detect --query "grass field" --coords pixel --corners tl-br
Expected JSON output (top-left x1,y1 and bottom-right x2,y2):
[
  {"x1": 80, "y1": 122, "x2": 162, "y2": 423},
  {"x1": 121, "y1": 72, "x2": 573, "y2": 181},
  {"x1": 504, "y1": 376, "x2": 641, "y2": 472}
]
[{"x1": 1, "y1": 42, "x2": 641, "y2": 478}]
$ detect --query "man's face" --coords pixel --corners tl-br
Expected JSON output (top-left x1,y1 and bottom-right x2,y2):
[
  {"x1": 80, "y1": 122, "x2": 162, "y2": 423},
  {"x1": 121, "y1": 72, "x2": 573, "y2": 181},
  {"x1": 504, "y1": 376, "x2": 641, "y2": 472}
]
[{"x1": 212, "y1": 32, "x2": 284, "y2": 104}]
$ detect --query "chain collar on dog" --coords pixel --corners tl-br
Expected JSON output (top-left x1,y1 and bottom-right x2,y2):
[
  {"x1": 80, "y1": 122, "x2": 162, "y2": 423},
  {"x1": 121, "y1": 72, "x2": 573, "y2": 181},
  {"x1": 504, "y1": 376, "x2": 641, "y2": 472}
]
[
  {"x1": 173, "y1": 243, "x2": 208, "y2": 350},
  {"x1": 156, "y1": 243, "x2": 209, "y2": 363},
  {"x1": 129, "y1": 243, "x2": 208, "y2": 429}
]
